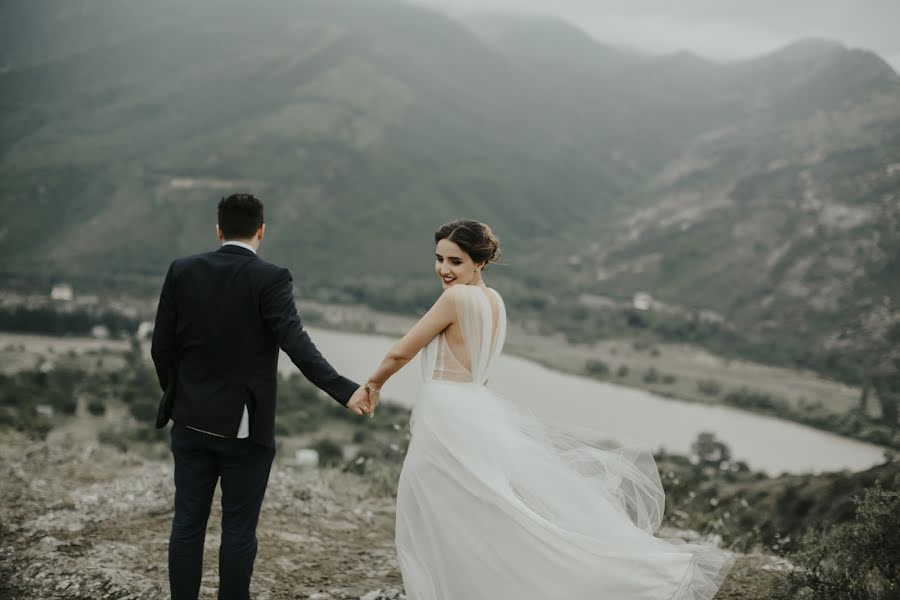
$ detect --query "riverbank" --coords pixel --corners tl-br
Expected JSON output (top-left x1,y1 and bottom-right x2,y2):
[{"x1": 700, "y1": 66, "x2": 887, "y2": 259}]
[
  {"x1": 1, "y1": 287, "x2": 891, "y2": 450},
  {"x1": 302, "y1": 301, "x2": 860, "y2": 411},
  {"x1": 300, "y1": 301, "x2": 897, "y2": 451}
]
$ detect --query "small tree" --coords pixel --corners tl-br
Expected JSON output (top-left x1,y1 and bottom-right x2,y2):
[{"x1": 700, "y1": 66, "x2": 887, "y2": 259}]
[
  {"x1": 690, "y1": 432, "x2": 731, "y2": 468},
  {"x1": 840, "y1": 303, "x2": 900, "y2": 428}
]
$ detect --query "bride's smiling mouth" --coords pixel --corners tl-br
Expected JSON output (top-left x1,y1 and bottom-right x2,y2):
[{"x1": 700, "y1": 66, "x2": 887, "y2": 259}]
[{"x1": 442, "y1": 275, "x2": 457, "y2": 284}]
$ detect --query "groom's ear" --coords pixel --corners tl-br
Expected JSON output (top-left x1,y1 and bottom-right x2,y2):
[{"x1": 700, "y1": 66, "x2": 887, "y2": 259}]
[{"x1": 257, "y1": 223, "x2": 266, "y2": 241}]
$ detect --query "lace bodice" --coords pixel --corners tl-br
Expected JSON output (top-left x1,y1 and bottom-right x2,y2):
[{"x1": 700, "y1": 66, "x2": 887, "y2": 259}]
[{"x1": 421, "y1": 286, "x2": 506, "y2": 385}]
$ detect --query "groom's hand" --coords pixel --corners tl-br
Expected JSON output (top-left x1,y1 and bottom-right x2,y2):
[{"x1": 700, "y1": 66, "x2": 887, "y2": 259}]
[{"x1": 347, "y1": 386, "x2": 370, "y2": 416}]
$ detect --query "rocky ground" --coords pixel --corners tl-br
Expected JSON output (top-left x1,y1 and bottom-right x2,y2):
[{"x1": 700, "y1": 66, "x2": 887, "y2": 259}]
[{"x1": 0, "y1": 430, "x2": 780, "y2": 600}]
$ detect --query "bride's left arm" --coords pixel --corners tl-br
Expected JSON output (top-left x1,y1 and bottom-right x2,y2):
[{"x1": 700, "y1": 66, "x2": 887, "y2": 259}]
[{"x1": 366, "y1": 287, "x2": 459, "y2": 393}]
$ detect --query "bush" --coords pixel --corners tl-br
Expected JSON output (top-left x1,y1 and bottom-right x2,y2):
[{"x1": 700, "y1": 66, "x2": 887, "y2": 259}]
[
  {"x1": 129, "y1": 399, "x2": 158, "y2": 423},
  {"x1": 616, "y1": 365, "x2": 629, "y2": 378},
  {"x1": 48, "y1": 391, "x2": 77, "y2": 416},
  {"x1": 697, "y1": 379, "x2": 722, "y2": 396},
  {"x1": 724, "y1": 388, "x2": 781, "y2": 411},
  {"x1": 643, "y1": 367, "x2": 660, "y2": 383},
  {"x1": 313, "y1": 438, "x2": 344, "y2": 467},
  {"x1": 98, "y1": 427, "x2": 129, "y2": 453},
  {"x1": 632, "y1": 338, "x2": 653, "y2": 352},
  {"x1": 772, "y1": 486, "x2": 900, "y2": 600},
  {"x1": 585, "y1": 359, "x2": 610, "y2": 377},
  {"x1": 87, "y1": 399, "x2": 107, "y2": 416}
]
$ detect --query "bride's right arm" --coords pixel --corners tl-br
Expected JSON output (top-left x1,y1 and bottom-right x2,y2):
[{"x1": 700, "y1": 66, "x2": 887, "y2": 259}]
[{"x1": 365, "y1": 286, "x2": 460, "y2": 397}]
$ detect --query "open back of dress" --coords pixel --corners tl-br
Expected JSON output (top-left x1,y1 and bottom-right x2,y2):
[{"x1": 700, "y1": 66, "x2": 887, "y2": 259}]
[{"x1": 420, "y1": 286, "x2": 506, "y2": 385}]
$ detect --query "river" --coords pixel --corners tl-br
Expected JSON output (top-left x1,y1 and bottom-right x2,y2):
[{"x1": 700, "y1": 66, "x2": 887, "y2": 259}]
[{"x1": 295, "y1": 327, "x2": 888, "y2": 475}]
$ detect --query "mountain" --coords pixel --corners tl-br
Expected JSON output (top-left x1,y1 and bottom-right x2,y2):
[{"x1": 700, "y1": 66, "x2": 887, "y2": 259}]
[
  {"x1": 0, "y1": 0, "x2": 637, "y2": 287},
  {"x1": 1, "y1": 1, "x2": 898, "y2": 386},
  {"x1": 555, "y1": 39, "x2": 900, "y2": 365}
]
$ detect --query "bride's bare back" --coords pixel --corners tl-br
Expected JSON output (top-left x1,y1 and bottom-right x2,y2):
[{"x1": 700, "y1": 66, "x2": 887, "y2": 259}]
[{"x1": 434, "y1": 286, "x2": 501, "y2": 382}]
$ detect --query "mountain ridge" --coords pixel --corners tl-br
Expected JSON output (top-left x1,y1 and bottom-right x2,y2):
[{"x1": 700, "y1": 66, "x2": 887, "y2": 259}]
[{"x1": 1, "y1": 0, "x2": 898, "y2": 391}]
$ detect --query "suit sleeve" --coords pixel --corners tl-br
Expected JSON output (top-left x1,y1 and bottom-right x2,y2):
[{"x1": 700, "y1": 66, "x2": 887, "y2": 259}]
[
  {"x1": 260, "y1": 268, "x2": 359, "y2": 405},
  {"x1": 151, "y1": 261, "x2": 177, "y2": 391}
]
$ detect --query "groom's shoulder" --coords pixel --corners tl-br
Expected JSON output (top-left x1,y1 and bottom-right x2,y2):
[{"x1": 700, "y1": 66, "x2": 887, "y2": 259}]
[
  {"x1": 166, "y1": 250, "x2": 222, "y2": 271},
  {"x1": 252, "y1": 255, "x2": 290, "y2": 276},
  {"x1": 165, "y1": 251, "x2": 291, "y2": 283},
  {"x1": 245, "y1": 257, "x2": 296, "y2": 291}
]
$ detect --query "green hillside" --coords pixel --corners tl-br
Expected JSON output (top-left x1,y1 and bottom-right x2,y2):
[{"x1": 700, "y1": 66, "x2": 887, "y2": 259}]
[
  {"x1": 0, "y1": 0, "x2": 633, "y2": 283},
  {"x1": 1, "y1": 0, "x2": 899, "y2": 396}
]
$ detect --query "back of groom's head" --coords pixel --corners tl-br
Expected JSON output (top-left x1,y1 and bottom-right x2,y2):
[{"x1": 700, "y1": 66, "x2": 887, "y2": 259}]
[{"x1": 218, "y1": 193, "x2": 264, "y2": 240}]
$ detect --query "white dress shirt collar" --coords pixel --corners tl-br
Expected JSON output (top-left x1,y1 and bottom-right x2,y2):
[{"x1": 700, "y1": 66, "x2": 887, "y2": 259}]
[{"x1": 222, "y1": 240, "x2": 257, "y2": 254}]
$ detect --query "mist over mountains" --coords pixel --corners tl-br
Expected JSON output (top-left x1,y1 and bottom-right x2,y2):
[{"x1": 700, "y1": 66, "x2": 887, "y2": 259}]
[{"x1": 2, "y1": 0, "x2": 898, "y2": 379}]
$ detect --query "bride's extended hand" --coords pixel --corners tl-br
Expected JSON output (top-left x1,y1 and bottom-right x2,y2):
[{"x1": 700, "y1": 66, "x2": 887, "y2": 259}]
[{"x1": 365, "y1": 382, "x2": 381, "y2": 417}]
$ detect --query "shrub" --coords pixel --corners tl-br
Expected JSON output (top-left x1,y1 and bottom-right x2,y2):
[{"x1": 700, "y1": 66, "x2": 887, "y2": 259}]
[
  {"x1": 632, "y1": 338, "x2": 653, "y2": 352},
  {"x1": 87, "y1": 399, "x2": 107, "y2": 416},
  {"x1": 98, "y1": 427, "x2": 129, "y2": 453},
  {"x1": 129, "y1": 399, "x2": 158, "y2": 423},
  {"x1": 585, "y1": 359, "x2": 610, "y2": 377},
  {"x1": 772, "y1": 486, "x2": 900, "y2": 600},
  {"x1": 616, "y1": 365, "x2": 629, "y2": 378},
  {"x1": 313, "y1": 438, "x2": 344, "y2": 467},
  {"x1": 643, "y1": 367, "x2": 660, "y2": 383},
  {"x1": 697, "y1": 379, "x2": 722, "y2": 397},
  {"x1": 48, "y1": 391, "x2": 77, "y2": 416},
  {"x1": 724, "y1": 388, "x2": 781, "y2": 411}
]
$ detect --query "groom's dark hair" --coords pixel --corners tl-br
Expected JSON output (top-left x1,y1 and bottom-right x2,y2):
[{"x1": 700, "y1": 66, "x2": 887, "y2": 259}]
[{"x1": 218, "y1": 193, "x2": 264, "y2": 239}]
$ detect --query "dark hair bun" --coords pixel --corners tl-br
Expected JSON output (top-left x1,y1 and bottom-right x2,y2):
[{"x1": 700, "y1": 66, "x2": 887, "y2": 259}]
[{"x1": 434, "y1": 220, "x2": 502, "y2": 268}]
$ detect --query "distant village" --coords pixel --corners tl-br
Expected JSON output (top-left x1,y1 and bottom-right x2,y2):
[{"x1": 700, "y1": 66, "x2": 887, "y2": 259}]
[
  {"x1": 0, "y1": 283, "x2": 156, "y2": 340},
  {"x1": 0, "y1": 282, "x2": 728, "y2": 343}
]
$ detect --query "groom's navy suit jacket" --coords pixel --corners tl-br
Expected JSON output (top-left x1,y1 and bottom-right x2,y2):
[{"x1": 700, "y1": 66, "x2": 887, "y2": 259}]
[{"x1": 150, "y1": 244, "x2": 357, "y2": 446}]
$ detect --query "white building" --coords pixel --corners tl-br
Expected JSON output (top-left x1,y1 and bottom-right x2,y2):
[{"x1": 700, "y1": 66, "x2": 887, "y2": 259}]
[
  {"x1": 91, "y1": 325, "x2": 110, "y2": 339},
  {"x1": 50, "y1": 284, "x2": 74, "y2": 301},
  {"x1": 633, "y1": 292, "x2": 653, "y2": 311}
]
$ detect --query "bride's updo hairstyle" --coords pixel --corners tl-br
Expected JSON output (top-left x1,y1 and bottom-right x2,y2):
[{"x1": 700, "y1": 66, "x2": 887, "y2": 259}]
[{"x1": 434, "y1": 220, "x2": 502, "y2": 268}]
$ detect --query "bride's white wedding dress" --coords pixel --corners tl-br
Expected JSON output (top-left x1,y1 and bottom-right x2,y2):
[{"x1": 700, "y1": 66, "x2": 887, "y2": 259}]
[{"x1": 394, "y1": 285, "x2": 734, "y2": 599}]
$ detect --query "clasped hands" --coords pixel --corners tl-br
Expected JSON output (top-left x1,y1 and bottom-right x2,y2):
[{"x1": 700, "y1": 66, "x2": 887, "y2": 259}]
[{"x1": 347, "y1": 382, "x2": 381, "y2": 417}]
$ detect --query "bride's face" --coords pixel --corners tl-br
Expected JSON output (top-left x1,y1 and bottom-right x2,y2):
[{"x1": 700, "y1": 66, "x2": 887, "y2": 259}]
[{"x1": 435, "y1": 238, "x2": 481, "y2": 289}]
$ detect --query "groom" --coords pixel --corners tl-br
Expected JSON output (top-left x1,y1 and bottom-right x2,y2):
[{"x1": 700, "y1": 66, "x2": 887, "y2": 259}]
[{"x1": 151, "y1": 193, "x2": 371, "y2": 599}]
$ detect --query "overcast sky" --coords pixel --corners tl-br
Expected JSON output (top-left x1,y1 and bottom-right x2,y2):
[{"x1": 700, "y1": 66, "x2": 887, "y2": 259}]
[{"x1": 414, "y1": 0, "x2": 900, "y2": 71}]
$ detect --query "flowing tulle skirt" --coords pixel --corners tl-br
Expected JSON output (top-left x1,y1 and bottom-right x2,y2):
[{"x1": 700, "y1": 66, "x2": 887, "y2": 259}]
[{"x1": 395, "y1": 381, "x2": 734, "y2": 599}]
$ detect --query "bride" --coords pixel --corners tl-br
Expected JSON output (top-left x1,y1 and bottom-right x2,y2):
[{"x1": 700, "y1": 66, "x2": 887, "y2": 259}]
[{"x1": 361, "y1": 220, "x2": 734, "y2": 599}]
